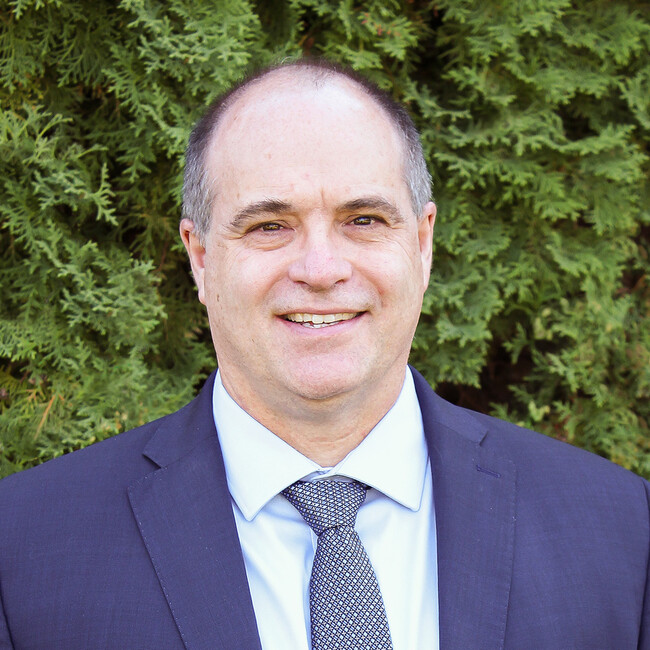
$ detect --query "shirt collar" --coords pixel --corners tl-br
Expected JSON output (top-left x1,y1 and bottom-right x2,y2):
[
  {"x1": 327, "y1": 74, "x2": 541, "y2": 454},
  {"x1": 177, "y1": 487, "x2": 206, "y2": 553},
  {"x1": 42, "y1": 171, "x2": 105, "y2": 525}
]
[{"x1": 213, "y1": 368, "x2": 428, "y2": 521}]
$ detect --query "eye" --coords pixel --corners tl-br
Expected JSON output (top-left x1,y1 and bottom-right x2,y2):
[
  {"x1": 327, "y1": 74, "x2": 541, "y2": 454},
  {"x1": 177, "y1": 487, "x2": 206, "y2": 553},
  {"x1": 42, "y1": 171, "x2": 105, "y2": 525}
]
[
  {"x1": 254, "y1": 222, "x2": 284, "y2": 232},
  {"x1": 351, "y1": 215, "x2": 378, "y2": 226}
]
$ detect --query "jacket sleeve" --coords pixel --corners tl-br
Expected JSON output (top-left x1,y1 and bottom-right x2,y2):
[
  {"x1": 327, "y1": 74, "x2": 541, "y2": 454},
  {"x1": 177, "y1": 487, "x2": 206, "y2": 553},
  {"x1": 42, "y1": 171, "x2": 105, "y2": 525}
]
[
  {"x1": 638, "y1": 479, "x2": 650, "y2": 650},
  {"x1": 0, "y1": 581, "x2": 14, "y2": 649}
]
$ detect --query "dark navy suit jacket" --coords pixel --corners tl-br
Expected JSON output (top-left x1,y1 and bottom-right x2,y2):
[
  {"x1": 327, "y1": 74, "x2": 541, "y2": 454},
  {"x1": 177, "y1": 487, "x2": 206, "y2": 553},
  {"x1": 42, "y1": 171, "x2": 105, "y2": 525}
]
[{"x1": 1, "y1": 368, "x2": 648, "y2": 649}]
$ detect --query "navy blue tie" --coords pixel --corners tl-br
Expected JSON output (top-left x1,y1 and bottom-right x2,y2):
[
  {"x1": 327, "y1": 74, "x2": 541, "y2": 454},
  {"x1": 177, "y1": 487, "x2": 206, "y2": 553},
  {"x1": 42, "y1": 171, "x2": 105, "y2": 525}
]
[{"x1": 282, "y1": 480, "x2": 393, "y2": 650}]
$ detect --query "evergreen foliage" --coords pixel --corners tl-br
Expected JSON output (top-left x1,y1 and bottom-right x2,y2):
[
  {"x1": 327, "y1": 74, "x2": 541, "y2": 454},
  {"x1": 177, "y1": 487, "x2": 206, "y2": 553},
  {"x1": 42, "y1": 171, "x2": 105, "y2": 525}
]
[{"x1": 1, "y1": 0, "x2": 648, "y2": 478}]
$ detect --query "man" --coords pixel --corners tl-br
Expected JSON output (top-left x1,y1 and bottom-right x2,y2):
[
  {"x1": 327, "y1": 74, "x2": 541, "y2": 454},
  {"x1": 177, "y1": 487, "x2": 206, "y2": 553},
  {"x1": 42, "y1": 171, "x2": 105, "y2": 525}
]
[{"x1": 0, "y1": 60, "x2": 648, "y2": 649}]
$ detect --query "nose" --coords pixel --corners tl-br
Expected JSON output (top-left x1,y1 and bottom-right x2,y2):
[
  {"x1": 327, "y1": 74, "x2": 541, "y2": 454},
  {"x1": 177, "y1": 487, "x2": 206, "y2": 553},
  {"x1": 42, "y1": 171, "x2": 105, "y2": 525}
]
[{"x1": 287, "y1": 226, "x2": 352, "y2": 290}]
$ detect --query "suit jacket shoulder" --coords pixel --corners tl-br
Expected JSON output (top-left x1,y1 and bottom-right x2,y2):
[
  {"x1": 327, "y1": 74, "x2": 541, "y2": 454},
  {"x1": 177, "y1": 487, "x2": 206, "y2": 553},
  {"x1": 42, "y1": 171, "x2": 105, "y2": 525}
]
[
  {"x1": 410, "y1": 366, "x2": 650, "y2": 649},
  {"x1": 0, "y1": 372, "x2": 260, "y2": 650}
]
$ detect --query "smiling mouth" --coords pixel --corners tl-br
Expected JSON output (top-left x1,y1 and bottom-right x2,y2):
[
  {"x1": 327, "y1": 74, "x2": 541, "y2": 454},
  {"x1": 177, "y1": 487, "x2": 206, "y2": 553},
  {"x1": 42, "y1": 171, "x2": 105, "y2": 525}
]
[{"x1": 282, "y1": 312, "x2": 360, "y2": 328}]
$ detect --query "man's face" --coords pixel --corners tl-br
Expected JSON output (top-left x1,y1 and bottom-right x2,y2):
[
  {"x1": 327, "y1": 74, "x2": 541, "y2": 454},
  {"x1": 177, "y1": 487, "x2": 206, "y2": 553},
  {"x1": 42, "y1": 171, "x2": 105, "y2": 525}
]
[{"x1": 182, "y1": 78, "x2": 435, "y2": 420}]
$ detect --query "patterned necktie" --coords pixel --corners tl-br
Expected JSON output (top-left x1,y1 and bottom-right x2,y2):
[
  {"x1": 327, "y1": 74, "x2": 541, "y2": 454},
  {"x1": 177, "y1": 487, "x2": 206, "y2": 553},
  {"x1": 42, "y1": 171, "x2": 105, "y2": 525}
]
[{"x1": 282, "y1": 480, "x2": 393, "y2": 650}]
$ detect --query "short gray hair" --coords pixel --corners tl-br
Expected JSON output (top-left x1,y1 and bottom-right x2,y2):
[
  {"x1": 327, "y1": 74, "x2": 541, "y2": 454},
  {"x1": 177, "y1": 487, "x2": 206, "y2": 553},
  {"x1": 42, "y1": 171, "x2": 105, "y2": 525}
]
[{"x1": 182, "y1": 60, "x2": 432, "y2": 243}]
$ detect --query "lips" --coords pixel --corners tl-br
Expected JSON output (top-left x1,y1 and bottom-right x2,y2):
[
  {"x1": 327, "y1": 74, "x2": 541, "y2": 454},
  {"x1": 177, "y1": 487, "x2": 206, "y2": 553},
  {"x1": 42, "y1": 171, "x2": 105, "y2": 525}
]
[{"x1": 282, "y1": 312, "x2": 359, "y2": 328}]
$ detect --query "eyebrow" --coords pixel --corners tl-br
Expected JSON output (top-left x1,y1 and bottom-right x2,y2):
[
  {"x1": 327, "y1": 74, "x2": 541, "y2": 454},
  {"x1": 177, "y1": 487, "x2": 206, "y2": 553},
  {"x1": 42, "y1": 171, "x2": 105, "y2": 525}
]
[
  {"x1": 337, "y1": 197, "x2": 404, "y2": 223},
  {"x1": 229, "y1": 199, "x2": 294, "y2": 229}
]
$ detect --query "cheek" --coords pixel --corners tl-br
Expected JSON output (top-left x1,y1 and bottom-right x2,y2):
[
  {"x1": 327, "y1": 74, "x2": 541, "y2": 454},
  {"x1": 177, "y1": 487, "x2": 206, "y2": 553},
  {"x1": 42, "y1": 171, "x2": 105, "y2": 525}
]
[
  {"x1": 237, "y1": 249, "x2": 291, "y2": 291},
  {"x1": 205, "y1": 256, "x2": 278, "y2": 315},
  {"x1": 202, "y1": 260, "x2": 237, "y2": 320},
  {"x1": 362, "y1": 249, "x2": 424, "y2": 297}
]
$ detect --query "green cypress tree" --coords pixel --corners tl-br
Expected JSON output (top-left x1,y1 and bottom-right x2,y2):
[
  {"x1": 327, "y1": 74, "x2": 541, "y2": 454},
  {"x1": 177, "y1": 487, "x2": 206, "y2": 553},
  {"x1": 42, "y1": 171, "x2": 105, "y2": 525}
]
[{"x1": 1, "y1": 0, "x2": 648, "y2": 478}]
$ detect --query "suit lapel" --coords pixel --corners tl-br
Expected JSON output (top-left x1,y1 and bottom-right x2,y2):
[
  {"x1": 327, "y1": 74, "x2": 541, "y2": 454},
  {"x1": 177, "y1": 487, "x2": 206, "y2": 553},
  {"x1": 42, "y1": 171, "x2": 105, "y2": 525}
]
[
  {"x1": 412, "y1": 369, "x2": 516, "y2": 650},
  {"x1": 128, "y1": 373, "x2": 261, "y2": 650}
]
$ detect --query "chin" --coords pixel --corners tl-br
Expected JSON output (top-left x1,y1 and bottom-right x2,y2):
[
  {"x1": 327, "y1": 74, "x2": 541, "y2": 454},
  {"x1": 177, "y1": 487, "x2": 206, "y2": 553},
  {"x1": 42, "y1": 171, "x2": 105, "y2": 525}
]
[
  {"x1": 288, "y1": 378, "x2": 353, "y2": 402},
  {"x1": 282, "y1": 366, "x2": 363, "y2": 403}
]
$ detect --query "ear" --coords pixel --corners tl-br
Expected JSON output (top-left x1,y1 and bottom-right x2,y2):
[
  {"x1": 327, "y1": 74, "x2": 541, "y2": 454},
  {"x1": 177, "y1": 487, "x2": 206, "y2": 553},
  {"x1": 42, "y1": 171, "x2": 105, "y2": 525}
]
[
  {"x1": 418, "y1": 202, "x2": 436, "y2": 287},
  {"x1": 179, "y1": 218, "x2": 207, "y2": 305}
]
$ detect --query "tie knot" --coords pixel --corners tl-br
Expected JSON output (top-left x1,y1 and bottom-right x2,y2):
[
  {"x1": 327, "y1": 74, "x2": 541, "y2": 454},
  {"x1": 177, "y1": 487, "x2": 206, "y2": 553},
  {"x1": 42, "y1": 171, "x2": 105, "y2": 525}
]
[{"x1": 282, "y1": 480, "x2": 368, "y2": 537}]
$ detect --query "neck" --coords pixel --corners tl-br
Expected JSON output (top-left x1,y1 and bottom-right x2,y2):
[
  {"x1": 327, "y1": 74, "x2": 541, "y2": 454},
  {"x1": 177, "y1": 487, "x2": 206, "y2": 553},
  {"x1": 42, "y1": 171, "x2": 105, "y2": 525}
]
[{"x1": 220, "y1": 370, "x2": 406, "y2": 466}]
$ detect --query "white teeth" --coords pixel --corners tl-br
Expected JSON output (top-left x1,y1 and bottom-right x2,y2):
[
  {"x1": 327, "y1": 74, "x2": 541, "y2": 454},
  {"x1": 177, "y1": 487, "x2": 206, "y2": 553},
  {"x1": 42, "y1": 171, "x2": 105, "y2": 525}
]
[{"x1": 284, "y1": 312, "x2": 358, "y2": 327}]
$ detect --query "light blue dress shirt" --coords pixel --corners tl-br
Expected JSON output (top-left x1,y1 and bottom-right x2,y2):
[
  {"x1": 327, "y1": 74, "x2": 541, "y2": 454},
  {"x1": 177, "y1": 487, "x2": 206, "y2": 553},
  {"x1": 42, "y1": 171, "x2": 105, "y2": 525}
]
[{"x1": 212, "y1": 367, "x2": 439, "y2": 650}]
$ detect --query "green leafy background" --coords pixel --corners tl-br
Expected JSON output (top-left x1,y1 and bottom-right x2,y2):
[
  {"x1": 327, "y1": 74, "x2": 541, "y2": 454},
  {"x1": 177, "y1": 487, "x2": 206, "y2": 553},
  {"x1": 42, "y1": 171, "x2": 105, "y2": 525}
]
[{"x1": 1, "y1": 0, "x2": 648, "y2": 478}]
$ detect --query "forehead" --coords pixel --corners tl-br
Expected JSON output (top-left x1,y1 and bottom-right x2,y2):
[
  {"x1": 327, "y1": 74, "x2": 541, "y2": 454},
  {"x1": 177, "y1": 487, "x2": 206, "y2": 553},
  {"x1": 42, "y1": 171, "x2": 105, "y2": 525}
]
[
  {"x1": 216, "y1": 71, "x2": 400, "y2": 144},
  {"x1": 204, "y1": 74, "x2": 407, "y2": 201}
]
